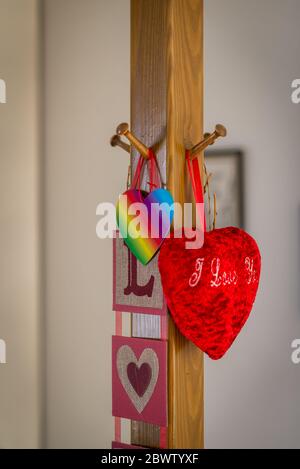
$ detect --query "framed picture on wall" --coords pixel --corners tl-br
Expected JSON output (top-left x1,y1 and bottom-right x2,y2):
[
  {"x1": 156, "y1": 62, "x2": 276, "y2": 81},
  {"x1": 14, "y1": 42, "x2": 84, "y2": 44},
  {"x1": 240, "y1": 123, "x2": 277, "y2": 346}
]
[{"x1": 204, "y1": 149, "x2": 244, "y2": 229}]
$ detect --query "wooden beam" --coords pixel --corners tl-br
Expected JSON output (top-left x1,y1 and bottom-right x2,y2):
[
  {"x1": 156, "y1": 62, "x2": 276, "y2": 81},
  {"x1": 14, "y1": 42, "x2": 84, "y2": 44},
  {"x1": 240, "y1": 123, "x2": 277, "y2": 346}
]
[{"x1": 131, "y1": 0, "x2": 204, "y2": 449}]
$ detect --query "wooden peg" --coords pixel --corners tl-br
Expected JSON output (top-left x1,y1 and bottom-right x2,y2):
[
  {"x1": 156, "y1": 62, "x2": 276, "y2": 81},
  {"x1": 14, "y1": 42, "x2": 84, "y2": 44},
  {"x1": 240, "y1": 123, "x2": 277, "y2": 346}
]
[
  {"x1": 116, "y1": 122, "x2": 150, "y2": 159},
  {"x1": 189, "y1": 124, "x2": 227, "y2": 160},
  {"x1": 110, "y1": 134, "x2": 130, "y2": 154}
]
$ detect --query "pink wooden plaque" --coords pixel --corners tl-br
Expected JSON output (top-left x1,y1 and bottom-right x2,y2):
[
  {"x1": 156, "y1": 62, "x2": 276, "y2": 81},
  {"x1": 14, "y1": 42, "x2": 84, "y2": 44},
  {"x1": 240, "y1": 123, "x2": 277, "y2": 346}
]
[
  {"x1": 113, "y1": 232, "x2": 166, "y2": 315},
  {"x1": 112, "y1": 336, "x2": 167, "y2": 426}
]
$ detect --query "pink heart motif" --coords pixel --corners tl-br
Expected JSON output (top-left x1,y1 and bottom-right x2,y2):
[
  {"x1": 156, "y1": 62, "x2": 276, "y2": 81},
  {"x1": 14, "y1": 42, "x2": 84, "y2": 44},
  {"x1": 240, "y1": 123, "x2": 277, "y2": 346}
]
[
  {"x1": 127, "y1": 362, "x2": 152, "y2": 397},
  {"x1": 116, "y1": 188, "x2": 174, "y2": 265}
]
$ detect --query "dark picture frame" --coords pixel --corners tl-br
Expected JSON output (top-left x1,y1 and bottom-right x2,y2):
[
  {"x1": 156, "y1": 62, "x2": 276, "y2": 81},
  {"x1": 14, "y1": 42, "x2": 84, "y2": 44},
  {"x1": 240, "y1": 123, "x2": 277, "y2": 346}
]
[{"x1": 204, "y1": 149, "x2": 244, "y2": 229}]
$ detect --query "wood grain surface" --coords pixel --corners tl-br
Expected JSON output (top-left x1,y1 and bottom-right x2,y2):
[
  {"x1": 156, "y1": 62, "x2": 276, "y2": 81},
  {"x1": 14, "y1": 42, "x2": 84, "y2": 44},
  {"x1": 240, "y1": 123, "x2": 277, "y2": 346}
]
[{"x1": 131, "y1": 0, "x2": 204, "y2": 449}]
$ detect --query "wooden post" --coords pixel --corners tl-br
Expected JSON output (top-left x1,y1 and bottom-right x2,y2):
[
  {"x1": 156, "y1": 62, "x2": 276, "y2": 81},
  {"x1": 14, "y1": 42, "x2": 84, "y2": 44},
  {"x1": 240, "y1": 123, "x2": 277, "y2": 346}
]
[{"x1": 131, "y1": 0, "x2": 204, "y2": 449}]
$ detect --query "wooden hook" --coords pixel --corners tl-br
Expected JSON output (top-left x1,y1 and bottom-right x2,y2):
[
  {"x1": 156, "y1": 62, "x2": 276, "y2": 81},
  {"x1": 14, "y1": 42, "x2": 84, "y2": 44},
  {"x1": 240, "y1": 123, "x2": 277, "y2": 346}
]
[
  {"x1": 189, "y1": 124, "x2": 227, "y2": 160},
  {"x1": 110, "y1": 134, "x2": 130, "y2": 154},
  {"x1": 116, "y1": 122, "x2": 150, "y2": 159}
]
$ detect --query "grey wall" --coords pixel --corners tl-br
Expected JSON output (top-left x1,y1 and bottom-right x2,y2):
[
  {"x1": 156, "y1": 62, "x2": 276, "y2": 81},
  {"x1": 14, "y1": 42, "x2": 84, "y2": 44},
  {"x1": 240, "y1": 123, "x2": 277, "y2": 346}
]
[
  {"x1": 204, "y1": 0, "x2": 300, "y2": 448},
  {"x1": 0, "y1": 0, "x2": 42, "y2": 449},
  {"x1": 43, "y1": 0, "x2": 130, "y2": 448}
]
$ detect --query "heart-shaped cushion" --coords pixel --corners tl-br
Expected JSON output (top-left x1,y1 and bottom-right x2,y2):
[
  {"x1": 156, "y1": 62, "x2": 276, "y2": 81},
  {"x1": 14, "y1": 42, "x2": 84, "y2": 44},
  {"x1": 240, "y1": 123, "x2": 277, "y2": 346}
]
[
  {"x1": 158, "y1": 227, "x2": 261, "y2": 359},
  {"x1": 116, "y1": 188, "x2": 174, "y2": 265}
]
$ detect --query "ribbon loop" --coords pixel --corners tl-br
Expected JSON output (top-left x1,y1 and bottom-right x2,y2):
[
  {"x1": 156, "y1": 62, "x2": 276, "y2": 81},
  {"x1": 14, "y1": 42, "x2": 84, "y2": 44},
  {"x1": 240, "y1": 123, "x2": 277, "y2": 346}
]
[
  {"x1": 131, "y1": 149, "x2": 161, "y2": 192},
  {"x1": 186, "y1": 150, "x2": 206, "y2": 233}
]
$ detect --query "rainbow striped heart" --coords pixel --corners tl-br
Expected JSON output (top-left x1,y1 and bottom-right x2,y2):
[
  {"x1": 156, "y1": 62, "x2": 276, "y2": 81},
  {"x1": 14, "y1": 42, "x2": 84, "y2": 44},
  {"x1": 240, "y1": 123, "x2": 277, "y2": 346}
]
[{"x1": 116, "y1": 188, "x2": 174, "y2": 265}]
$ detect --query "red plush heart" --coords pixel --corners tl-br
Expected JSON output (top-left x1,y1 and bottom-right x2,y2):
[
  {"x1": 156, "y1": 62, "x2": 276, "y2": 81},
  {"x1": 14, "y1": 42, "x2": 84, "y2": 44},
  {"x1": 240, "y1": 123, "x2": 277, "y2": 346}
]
[{"x1": 158, "y1": 227, "x2": 261, "y2": 359}]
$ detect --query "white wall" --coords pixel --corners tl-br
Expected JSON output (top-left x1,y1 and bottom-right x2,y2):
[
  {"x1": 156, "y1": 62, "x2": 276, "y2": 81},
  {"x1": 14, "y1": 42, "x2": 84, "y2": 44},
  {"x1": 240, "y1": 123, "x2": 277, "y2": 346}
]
[
  {"x1": 43, "y1": 0, "x2": 130, "y2": 448},
  {"x1": 0, "y1": 0, "x2": 42, "y2": 448},
  {"x1": 205, "y1": 0, "x2": 300, "y2": 448},
  {"x1": 42, "y1": 0, "x2": 300, "y2": 449}
]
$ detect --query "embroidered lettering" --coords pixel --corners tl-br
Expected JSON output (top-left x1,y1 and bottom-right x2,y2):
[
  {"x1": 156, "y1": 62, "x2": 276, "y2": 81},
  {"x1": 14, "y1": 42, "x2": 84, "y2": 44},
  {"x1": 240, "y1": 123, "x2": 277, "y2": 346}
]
[
  {"x1": 189, "y1": 258, "x2": 204, "y2": 287},
  {"x1": 211, "y1": 257, "x2": 237, "y2": 287},
  {"x1": 245, "y1": 257, "x2": 257, "y2": 284}
]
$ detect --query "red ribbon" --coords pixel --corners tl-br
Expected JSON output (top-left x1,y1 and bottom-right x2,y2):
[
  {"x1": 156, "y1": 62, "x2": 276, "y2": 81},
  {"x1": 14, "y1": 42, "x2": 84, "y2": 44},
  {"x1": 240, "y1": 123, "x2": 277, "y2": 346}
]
[
  {"x1": 131, "y1": 148, "x2": 160, "y2": 192},
  {"x1": 186, "y1": 150, "x2": 206, "y2": 232}
]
